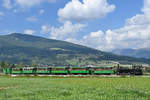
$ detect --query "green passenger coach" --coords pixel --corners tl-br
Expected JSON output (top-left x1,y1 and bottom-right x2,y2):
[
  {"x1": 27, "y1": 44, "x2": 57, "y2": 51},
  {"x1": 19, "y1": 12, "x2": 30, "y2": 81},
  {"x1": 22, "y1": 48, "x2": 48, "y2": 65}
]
[
  {"x1": 2, "y1": 68, "x2": 12, "y2": 74},
  {"x1": 51, "y1": 67, "x2": 68, "y2": 74},
  {"x1": 1, "y1": 66, "x2": 115, "y2": 75},
  {"x1": 92, "y1": 67, "x2": 115, "y2": 75},
  {"x1": 70, "y1": 67, "x2": 90, "y2": 74}
]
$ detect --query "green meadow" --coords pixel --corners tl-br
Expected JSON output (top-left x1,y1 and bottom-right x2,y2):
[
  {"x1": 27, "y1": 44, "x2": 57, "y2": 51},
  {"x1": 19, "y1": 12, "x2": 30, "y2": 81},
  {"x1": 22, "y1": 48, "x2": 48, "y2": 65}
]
[{"x1": 0, "y1": 76, "x2": 150, "y2": 100}]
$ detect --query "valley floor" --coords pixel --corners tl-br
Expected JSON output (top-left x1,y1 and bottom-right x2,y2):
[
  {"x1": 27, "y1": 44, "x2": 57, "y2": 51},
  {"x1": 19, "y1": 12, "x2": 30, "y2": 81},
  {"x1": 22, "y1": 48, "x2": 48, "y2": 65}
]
[{"x1": 0, "y1": 76, "x2": 150, "y2": 100}]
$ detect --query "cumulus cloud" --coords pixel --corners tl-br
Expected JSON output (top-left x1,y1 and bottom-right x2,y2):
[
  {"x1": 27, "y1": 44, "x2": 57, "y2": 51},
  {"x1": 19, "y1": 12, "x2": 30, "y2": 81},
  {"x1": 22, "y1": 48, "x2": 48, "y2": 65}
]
[
  {"x1": 41, "y1": 25, "x2": 51, "y2": 34},
  {"x1": 2, "y1": 0, "x2": 12, "y2": 9},
  {"x1": 44, "y1": 0, "x2": 115, "y2": 45},
  {"x1": 50, "y1": 21, "x2": 86, "y2": 40},
  {"x1": 142, "y1": 0, "x2": 150, "y2": 15},
  {"x1": 81, "y1": 30, "x2": 111, "y2": 51},
  {"x1": 58, "y1": 0, "x2": 115, "y2": 22},
  {"x1": 80, "y1": 0, "x2": 150, "y2": 51},
  {"x1": 24, "y1": 29, "x2": 35, "y2": 35},
  {"x1": 41, "y1": 21, "x2": 86, "y2": 40}
]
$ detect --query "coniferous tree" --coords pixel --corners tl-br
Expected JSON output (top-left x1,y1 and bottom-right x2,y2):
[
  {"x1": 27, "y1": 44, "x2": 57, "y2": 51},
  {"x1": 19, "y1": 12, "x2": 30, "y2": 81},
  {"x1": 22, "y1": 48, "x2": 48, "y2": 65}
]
[
  {"x1": 0, "y1": 61, "x2": 5, "y2": 68},
  {"x1": 12, "y1": 64, "x2": 16, "y2": 68}
]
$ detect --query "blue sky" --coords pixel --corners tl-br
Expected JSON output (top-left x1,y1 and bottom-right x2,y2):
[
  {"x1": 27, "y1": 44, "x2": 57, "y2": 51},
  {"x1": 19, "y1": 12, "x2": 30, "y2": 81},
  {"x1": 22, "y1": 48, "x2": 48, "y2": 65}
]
[{"x1": 0, "y1": 0, "x2": 150, "y2": 51}]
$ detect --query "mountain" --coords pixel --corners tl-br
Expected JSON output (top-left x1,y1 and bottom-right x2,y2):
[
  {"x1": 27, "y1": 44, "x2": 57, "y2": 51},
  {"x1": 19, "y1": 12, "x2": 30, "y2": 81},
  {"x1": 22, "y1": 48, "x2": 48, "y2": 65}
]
[
  {"x1": 112, "y1": 48, "x2": 150, "y2": 59},
  {"x1": 0, "y1": 33, "x2": 150, "y2": 65}
]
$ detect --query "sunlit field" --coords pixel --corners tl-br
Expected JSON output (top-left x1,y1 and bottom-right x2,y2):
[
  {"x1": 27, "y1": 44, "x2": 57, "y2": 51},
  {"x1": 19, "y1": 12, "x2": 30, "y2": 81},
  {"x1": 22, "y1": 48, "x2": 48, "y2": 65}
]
[{"x1": 0, "y1": 76, "x2": 150, "y2": 100}]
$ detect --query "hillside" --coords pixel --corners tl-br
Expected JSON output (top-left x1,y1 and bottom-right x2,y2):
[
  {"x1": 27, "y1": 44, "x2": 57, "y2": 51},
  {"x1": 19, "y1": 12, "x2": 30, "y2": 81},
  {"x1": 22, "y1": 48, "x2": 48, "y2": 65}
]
[
  {"x1": 0, "y1": 33, "x2": 150, "y2": 65},
  {"x1": 112, "y1": 48, "x2": 150, "y2": 59}
]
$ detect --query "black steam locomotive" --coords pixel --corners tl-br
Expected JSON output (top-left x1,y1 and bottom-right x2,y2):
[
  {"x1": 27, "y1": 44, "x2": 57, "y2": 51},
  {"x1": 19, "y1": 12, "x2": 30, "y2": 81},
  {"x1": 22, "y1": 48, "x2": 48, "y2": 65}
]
[{"x1": 116, "y1": 64, "x2": 143, "y2": 75}]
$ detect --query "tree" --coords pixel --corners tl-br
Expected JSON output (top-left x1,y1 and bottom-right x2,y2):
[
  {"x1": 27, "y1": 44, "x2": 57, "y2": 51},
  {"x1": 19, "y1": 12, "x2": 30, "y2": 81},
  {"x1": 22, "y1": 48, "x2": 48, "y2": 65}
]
[
  {"x1": 17, "y1": 62, "x2": 24, "y2": 67},
  {"x1": 0, "y1": 61, "x2": 6, "y2": 68},
  {"x1": 4, "y1": 62, "x2": 10, "y2": 68},
  {"x1": 12, "y1": 64, "x2": 16, "y2": 68}
]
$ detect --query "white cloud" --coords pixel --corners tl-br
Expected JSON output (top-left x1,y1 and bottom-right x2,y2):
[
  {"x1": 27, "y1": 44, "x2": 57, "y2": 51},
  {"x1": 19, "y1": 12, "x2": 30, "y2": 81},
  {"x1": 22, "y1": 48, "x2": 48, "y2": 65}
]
[
  {"x1": 15, "y1": 0, "x2": 56, "y2": 8},
  {"x1": 2, "y1": 0, "x2": 12, "y2": 9},
  {"x1": 15, "y1": 0, "x2": 41, "y2": 8},
  {"x1": 26, "y1": 16, "x2": 39, "y2": 22},
  {"x1": 41, "y1": 25, "x2": 51, "y2": 34},
  {"x1": 2, "y1": 0, "x2": 56, "y2": 10},
  {"x1": 41, "y1": 21, "x2": 86, "y2": 40},
  {"x1": 24, "y1": 29, "x2": 35, "y2": 35},
  {"x1": 81, "y1": 30, "x2": 115, "y2": 51},
  {"x1": 58, "y1": 0, "x2": 115, "y2": 22},
  {"x1": 50, "y1": 21, "x2": 86, "y2": 40},
  {"x1": 44, "y1": 0, "x2": 115, "y2": 44},
  {"x1": 142, "y1": 0, "x2": 150, "y2": 15},
  {"x1": 80, "y1": 0, "x2": 150, "y2": 51}
]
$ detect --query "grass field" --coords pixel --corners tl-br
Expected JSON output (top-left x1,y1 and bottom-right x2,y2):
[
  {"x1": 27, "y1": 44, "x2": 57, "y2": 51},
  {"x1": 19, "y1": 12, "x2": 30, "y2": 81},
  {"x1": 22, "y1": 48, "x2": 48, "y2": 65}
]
[{"x1": 0, "y1": 76, "x2": 150, "y2": 100}]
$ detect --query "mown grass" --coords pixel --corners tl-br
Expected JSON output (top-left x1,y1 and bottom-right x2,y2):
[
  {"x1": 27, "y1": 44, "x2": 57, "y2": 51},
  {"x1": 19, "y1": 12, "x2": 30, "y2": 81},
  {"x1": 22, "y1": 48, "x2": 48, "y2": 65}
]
[{"x1": 0, "y1": 76, "x2": 150, "y2": 100}]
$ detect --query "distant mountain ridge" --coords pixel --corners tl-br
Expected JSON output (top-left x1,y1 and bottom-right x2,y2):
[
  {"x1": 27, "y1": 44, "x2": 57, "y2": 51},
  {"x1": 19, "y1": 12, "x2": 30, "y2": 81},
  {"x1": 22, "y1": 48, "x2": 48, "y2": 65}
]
[
  {"x1": 112, "y1": 48, "x2": 150, "y2": 59},
  {"x1": 0, "y1": 33, "x2": 150, "y2": 65}
]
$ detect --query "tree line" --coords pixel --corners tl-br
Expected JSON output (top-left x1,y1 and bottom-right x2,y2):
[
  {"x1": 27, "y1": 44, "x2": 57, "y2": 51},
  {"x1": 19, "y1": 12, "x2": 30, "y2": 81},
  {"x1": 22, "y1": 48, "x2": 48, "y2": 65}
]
[
  {"x1": 0, "y1": 61, "x2": 39, "y2": 69},
  {"x1": 0, "y1": 61, "x2": 25, "y2": 68},
  {"x1": 0, "y1": 61, "x2": 10, "y2": 68}
]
